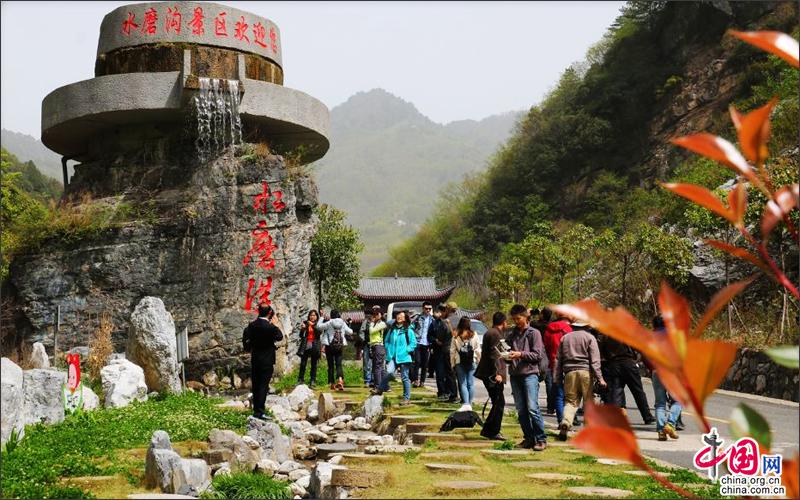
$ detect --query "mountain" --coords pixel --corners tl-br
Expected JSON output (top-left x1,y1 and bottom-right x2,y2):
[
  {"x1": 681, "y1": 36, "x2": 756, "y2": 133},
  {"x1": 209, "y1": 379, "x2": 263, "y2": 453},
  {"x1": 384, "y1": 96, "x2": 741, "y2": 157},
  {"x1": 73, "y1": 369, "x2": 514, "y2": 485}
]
[
  {"x1": 1, "y1": 129, "x2": 64, "y2": 182},
  {"x1": 313, "y1": 88, "x2": 523, "y2": 270}
]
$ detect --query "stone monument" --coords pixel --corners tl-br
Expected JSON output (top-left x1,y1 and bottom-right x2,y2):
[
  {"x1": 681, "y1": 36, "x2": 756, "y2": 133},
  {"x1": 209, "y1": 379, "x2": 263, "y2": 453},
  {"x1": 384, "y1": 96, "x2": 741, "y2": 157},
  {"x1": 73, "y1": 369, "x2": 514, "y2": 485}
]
[{"x1": 10, "y1": 2, "x2": 329, "y2": 381}]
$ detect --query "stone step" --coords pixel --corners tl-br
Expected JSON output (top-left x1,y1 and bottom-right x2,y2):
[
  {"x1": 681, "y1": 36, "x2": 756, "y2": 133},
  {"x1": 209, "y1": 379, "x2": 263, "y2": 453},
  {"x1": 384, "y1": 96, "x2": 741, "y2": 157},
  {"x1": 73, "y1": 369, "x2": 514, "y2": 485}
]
[
  {"x1": 597, "y1": 458, "x2": 628, "y2": 466},
  {"x1": 425, "y1": 463, "x2": 479, "y2": 472},
  {"x1": 336, "y1": 453, "x2": 394, "y2": 463},
  {"x1": 411, "y1": 432, "x2": 466, "y2": 445},
  {"x1": 406, "y1": 422, "x2": 437, "y2": 434},
  {"x1": 526, "y1": 473, "x2": 584, "y2": 481},
  {"x1": 480, "y1": 449, "x2": 534, "y2": 459},
  {"x1": 419, "y1": 451, "x2": 472, "y2": 460},
  {"x1": 441, "y1": 441, "x2": 494, "y2": 449},
  {"x1": 316, "y1": 442, "x2": 358, "y2": 460},
  {"x1": 510, "y1": 461, "x2": 562, "y2": 469},
  {"x1": 389, "y1": 414, "x2": 428, "y2": 427},
  {"x1": 567, "y1": 487, "x2": 634, "y2": 498},
  {"x1": 330, "y1": 469, "x2": 387, "y2": 488},
  {"x1": 433, "y1": 481, "x2": 499, "y2": 492}
]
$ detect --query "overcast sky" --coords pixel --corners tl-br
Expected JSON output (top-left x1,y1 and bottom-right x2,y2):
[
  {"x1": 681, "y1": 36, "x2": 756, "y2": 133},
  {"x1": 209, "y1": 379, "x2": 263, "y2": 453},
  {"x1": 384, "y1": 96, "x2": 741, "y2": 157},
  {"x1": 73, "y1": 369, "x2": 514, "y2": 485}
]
[{"x1": 1, "y1": 1, "x2": 625, "y2": 138}]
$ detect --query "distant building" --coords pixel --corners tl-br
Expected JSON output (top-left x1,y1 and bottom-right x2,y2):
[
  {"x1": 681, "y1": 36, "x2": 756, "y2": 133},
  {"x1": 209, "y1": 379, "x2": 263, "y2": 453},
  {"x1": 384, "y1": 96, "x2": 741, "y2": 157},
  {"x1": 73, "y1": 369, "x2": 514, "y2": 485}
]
[{"x1": 355, "y1": 276, "x2": 456, "y2": 311}]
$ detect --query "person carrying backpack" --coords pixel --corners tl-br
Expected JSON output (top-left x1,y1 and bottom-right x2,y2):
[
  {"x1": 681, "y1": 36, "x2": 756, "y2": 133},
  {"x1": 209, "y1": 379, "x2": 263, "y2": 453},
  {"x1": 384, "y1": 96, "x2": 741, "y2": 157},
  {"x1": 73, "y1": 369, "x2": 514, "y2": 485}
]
[
  {"x1": 318, "y1": 309, "x2": 352, "y2": 391},
  {"x1": 374, "y1": 310, "x2": 416, "y2": 405},
  {"x1": 450, "y1": 316, "x2": 481, "y2": 405}
]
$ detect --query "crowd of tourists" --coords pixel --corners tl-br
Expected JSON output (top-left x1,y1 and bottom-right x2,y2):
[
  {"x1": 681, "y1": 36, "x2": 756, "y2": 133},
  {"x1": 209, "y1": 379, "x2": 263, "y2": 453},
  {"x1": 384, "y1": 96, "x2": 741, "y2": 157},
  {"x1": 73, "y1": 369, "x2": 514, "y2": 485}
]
[{"x1": 285, "y1": 301, "x2": 683, "y2": 448}]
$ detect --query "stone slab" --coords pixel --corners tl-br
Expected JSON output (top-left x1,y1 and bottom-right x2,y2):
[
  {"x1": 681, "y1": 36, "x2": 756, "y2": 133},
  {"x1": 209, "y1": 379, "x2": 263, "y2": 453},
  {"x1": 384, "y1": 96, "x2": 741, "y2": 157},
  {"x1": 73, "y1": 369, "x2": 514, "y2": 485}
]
[
  {"x1": 390, "y1": 415, "x2": 427, "y2": 426},
  {"x1": 425, "y1": 463, "x2": 479, "y2": 472},
  {"x1": 405, "y1": 422, "x2": 436, "y2": 433},
  {"x1": 442, "y1": 441, "x2": 494, "y2": 449},
  {"x1": 411, "y1": 432, "x2": 465, "y2": 445},
  {"x1": 526, "y1": 473, "x2": 584, "y2": 481},
  {"x1": 316, "y1": 443, "x2": 357, "y2": 460},
  {"x1": 330, "y1": 468, "x2": 387, "y2": 488},
  {"x1": 567, "y1": 486, "x2": 634, "y2": 497},
  {"x1": 510, "y1": 461, "x2": 562, "y2": 469},
  {"x1": 433, "y1": 481, "x2": 498, "y2": 491},
  {"x1": 419, "y1": 452, "x2": 472, "y2": 460},
  {"x1": 336, "y1": 453, "x2": 393, "y2": 462},
  {"x1": 597, "y1": 458, "x2": 629, "y2": 466},
  {"x1": 480, "y1": 449, "x2": 533, "y2": 458}
]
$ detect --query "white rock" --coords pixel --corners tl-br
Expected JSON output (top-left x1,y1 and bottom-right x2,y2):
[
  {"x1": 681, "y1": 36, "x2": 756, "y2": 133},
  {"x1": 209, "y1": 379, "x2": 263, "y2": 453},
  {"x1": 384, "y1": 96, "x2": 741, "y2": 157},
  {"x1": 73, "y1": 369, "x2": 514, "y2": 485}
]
[
  {"x1": 29, "y1": 342, "x2": 50, "y2": 369},
  {"x1": 170, "y1": 458, "x2": 210, "y2": 495},
  {"x1": 256, "y1": 459, "x2": 279, "y2": 476},
  {"x1": 290, "y1": 468, "x2": 311, "y2": 481},
  {"x1": 82, "y1": 384, "x2": 100, "y2": 410},
  {"x1": 380, "y1": 435, "x2": 394, "y2": 446},
  {"x1": 22, "y1": 368, "x2": 66, "y2": 426},
  {"x1": 290, "y1": 482, "x2": 308, "y2": 498},
  {"x1": 266, "y1": 395, "x2": 292, "y2": 411},
  {"x1": 1, "y1": 358, "x2": 25, "y2": 445},
  {"x1": 319, "y1": 424, "x2": 334, "y2": 434},
  {"x1": 288, "y1": 384, "x2": 315, "y2": 411},
  {"x1": 241, "y1": 435, "x2": 261, "y2": 450},
  {"x1": 126, "y1": 297, "x2": 181, "y2": 393},
  {"x1": 333, "y1": 421, "x2": 346, "y2": 430},
  {"x1": 309, "y1": 461, "x2": 348, "y2": 499},
  {"x1": 326, "y1": 415, "x2": 353, "y2": 426},
  {"x1": 306, "y1": 429, "x2": 330, "y2": 444},
  {"x1": 208, "y1": 429, "x2": 260, "y2": 473},
  {"x1": 328, "y1": 455, "x2": 343, "y2": 465},
  {"x1": 307, "y1": 401, "x2": 319, "y2": 422},
  {"x1": 297, "y1": 474, "x2": 312, "y2": 489},
  {"x1": 214, "y1": 463, "x2": 232, "y2": 477},
  {"x1": 361, "y1": 395, "x2": 384, "y2": 423},
  {"x1": 203, "y1": 371, "x2": 218, "y2": 387},
  {"x1": 247, "y1": 417, "x2": 292, "y2": 463},
  {"x1": 101, "y1": 358, "x2": 148, "y2": 408},
  {"x1": 278, "y1": 460, "x2": 303, "y2": 474}
]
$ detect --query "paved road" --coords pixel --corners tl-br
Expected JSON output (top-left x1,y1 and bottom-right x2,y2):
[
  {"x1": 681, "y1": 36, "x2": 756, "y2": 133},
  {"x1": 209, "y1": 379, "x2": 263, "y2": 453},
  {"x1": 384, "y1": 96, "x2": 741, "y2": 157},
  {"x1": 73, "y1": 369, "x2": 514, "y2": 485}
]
[{"x1": 424, "y1": 376, "x2": 799, "y2": 472}]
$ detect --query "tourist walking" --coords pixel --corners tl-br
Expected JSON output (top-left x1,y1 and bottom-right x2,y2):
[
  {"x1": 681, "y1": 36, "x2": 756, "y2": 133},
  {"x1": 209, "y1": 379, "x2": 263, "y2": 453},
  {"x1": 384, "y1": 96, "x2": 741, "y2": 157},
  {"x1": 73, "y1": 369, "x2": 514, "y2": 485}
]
[
  {"x1": 451, "y1": 316, "x2": 481, "y2": 405},
  {"x1": 543, "y1": 310, "x2": 571, "y2": 422},
  {"x1": 553, "y1": 322, "x2": 606, "y2": 440},
  {"x1": 600, "y1": 334, "x2": 655, "y2": 424},
  {"x1": 366, "y1": 306, "x2": 388, "y2": 392},
  {"x1": 243, "y1": 304, "x2": 284, "y2": 420},
  {"x1": 296, "y1": 310, "x2": 321, "y2": 387},
  {"x1": 506, "y1": 304, "x2": 548, "y2": 451},
  {"x1": 411, "y1": 301, "x2": 434, "y2": 387},
  {"x1": 475, "y1": 312, "x2": 509, "y2": 440},
  {"x1": 376, "y1": 311, "x2": 417, "y2": 404},
  {"x1": 430, "y1": 304, "x2": 458, "y2": 402},
  {"x1": 358, "y1": 307, "x2": 373, "y2": 388},
  {"x1": 318, "y1": 309, "x2": 352, "y2": 391},
  {"x1": 650, "y1": 315, "x2": 681, "y2": 441}
]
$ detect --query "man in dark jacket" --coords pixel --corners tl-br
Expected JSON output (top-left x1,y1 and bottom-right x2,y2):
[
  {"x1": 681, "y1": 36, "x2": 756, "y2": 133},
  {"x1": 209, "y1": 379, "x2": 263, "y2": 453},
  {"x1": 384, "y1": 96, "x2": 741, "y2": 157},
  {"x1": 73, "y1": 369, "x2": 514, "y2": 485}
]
[
  {"x1": 507, "y1": 304, "x2": 548, "y2": 450},
  {"x1": 430, "y1": 304, "x2": 458, "y2": 402},
  {"x1": 600, "y1": 334, "x2": 655, "y2": 425},
  {"x1": 475, "y1": 311, "x2": 509, "y2": 440},
  {"x1": 244, "y1": 303, "x2": 284, "y2": 419}
]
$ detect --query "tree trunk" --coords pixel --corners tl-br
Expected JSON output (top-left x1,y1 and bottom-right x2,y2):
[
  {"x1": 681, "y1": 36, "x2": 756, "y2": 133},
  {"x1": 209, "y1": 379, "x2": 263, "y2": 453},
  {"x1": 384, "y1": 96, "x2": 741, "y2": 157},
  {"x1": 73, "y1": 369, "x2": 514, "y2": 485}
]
[{"x1": 621, "y1": 256, "x2": 628, "y2": 307}]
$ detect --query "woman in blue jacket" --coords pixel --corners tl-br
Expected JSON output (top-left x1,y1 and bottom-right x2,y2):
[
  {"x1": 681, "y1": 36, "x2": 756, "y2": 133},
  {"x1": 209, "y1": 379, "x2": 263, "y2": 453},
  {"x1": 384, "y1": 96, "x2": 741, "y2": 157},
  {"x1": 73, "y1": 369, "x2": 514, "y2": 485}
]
[{"x1": 374, "y1": 310, "x2": 416, "y2": 404}]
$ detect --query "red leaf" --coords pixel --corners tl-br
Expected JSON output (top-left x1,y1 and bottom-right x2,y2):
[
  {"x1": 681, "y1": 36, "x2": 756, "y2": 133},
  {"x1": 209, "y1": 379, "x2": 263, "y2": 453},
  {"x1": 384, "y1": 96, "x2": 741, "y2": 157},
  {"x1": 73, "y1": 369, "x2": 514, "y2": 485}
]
[
  {"x1": 761, "y1": 184, "x2": 799, "y2": 240},
  {"x1": 729, "y1": 30, "x2": 800, "y2": 69},
  {"x1": 671, "y1": 134, "x2": 766, "y2": 193},
  {"x1": 730, "y1": 99, "x2": 777, "y2": 165},
  {"x1": 552, "y1": 300, "x2": 680, "y2": 370},
  {"x1": 661, "y1": 182, "x2": 737, "y2": 225},
  {"x1": 727, "y1": 182, "x2": 747, "y2": 227},
  {"x1": 693, "y1": 277, "x2": 755, "y2": 337},
  {"x1": 575, "y1": 403, "x2": 647, "y2": 468},
  {"x1": 704, "y1": 239, "x2": 772, "y2": 275},
  {"x1": 658, "y1": 282, "x2": 691, "y2": 359},
  {"x1": 684, "y1": 338, "x2": 738, "y2": 405},
  {"x1": 782, "y1": 454, "x2": 799, "y2": 500}
]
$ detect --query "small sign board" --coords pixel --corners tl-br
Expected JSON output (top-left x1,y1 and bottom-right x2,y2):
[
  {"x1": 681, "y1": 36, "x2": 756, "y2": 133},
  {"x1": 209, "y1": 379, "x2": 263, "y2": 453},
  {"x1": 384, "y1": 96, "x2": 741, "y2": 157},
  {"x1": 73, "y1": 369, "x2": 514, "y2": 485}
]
[{"x1": 176, "y1": 327, "x2": 189, "y2": 362}]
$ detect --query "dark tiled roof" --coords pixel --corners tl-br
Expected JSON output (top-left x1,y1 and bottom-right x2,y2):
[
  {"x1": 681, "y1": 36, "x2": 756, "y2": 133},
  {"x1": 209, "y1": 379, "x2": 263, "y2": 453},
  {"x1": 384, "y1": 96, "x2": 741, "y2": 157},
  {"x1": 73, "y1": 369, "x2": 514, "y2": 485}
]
[
  {"x1": 341, "y1": 310, "x2": 365, "y2": 323},
  {"x1": 355, "y1": 277, "x2": 455, "y2": 300}
]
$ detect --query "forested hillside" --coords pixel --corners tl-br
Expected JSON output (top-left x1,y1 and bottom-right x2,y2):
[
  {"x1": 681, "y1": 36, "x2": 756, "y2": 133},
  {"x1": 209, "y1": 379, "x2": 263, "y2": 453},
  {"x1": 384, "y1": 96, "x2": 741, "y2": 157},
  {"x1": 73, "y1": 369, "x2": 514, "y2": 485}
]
[
  {"x1": 1, "y1": 129, "x2": 64, "y2": 181},
  {"x1": 376, "y1": 1, "x2": 799, "y2": 346},
  {"x1": 313, "y1": 89, "x2": 522, "y2": 270}
]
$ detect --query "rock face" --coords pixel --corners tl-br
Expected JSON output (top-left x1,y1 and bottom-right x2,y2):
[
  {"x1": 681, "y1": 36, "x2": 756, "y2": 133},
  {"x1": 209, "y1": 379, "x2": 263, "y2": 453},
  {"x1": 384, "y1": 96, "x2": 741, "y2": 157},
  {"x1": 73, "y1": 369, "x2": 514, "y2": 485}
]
[
  {"x1": 29, "y1": 342, "x2": 50, "y2": 369},
  {"x1": 22, "y1": 369, "x2": 66, "y2": 426},
  {"x1": 101, "y1": 358, "x2": 149, "y2": 408},
  {"x1": 720, "y1": 348, "x2": 800, "y2": 402},
  {"x1": 9, "y1": 151, "x2": 319, "y2": 380},
  {"x1": 127, "y1": 297, "x2": 181, "y2": 393},
  {"x1": 1, "y1": 358, "x2": 25, "y2": 444},
  {"x1": 246, "y1": 416, "x2": 292, "y2": 464}
]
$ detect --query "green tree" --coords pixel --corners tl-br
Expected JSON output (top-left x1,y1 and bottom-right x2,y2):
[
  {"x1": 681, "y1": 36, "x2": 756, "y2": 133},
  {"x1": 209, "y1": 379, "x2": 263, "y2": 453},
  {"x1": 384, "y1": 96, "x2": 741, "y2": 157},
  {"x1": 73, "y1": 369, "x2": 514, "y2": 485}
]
[
  {"x1": 309, "y1": 204, "x2": 364, "y2": 310},
  {"x1": 488, "y1": 262, "x2": 527, "y2": 306}
]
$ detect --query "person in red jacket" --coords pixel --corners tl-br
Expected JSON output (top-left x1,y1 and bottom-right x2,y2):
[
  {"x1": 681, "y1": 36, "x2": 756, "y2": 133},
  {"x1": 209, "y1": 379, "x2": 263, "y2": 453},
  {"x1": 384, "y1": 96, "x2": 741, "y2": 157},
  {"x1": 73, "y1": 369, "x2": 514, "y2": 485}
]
[{"x1": 543, "y1": 311, "x2": 572, "y2": 424}]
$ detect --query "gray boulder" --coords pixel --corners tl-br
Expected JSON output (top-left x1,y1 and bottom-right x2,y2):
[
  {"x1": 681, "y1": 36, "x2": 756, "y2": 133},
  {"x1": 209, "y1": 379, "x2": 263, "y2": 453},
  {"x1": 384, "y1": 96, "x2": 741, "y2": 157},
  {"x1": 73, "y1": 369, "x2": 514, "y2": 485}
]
[
  {"x1": 207, "y1": 429, "x2": 260, "y2": 473},
  {"x1": 67, "y1": 346, "x2": 90, "y2": 359},
  {"x1": 361, "y1": 395, "x2": 383, "y2": 424},
  {"x1": 101, "y1": 358, "x2": 149, "y2": 408},
  {"x1": 82, "y1": 384, "x2": 100, "y2": 410},
  {"x1": 22, "y1": 368, "x2": 66, "y2": 426},
  {"x1": 287, "y1": 384, "x2": 315, "y2": 411},
  {"x1": 127, "y1": 297, "x2": 181, "y2": 393},
  {"x1": 170, "y1": 458, "x2": 211, "y2": 495},
  {"x1": 246, "y1": 416, "x2": 292, "y2": 463},
  {"x1": 29, "y1": 342, "x2": 50, "y2": 369},
  {"x1": 318, "y1": 393, "x2": 337, "y2": 421},
  {"x1": 145, "y1": 431, "x2": 181, "y2": 492},
  {"x1": 309, "y1": 461, "x2": 349, "y2": 500},
  {"x1": 1, "y1": 358, "x2": 25, "y2": 444}
]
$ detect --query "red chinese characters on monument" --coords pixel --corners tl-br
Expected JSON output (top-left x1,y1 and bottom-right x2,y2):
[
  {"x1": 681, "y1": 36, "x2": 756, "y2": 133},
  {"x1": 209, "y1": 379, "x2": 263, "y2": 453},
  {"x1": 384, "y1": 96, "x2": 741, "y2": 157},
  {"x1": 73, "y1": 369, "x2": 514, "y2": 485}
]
[
  {"x1": 141, "y1": 8, "x2": 157, "y2": 35},
  {"x1": 253, "y1": 22, "x2": 268, "y2": 48},
  {"x1": 188, "y1": 7, "x2": 204, "y2": 35},
  {"x1": 270, "y1": 27, "x2": 278, "y2": 54},
  {"x1": 214, "y1": 11, "x2": 228, "y2": 37},
  {"x1": 242, "y1": 180, "x2": 286, "y2": 311},
  {"x1": 121, "y1": 12, "x2": 139, "y2": 35},
  {"x1": 234, "y1": 16, "x2": 250, "y2": 43},
  {"x1": 165, "y1": 6, "x2": 182, "y2": 34}
]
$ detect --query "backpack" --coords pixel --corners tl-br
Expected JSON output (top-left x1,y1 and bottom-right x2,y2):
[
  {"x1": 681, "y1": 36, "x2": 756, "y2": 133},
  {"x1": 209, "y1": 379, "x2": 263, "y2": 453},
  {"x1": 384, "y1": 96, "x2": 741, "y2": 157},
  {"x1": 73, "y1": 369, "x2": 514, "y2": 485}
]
[
  {"x1": 440, "y1": 411, "x2": 484, "y2": 432},
  {"x1": 329, "y1": 325, "x2": 344, "y2": 353},
  {"x1": 458, "y1": 340, "x2": 474, "y2": 369}
]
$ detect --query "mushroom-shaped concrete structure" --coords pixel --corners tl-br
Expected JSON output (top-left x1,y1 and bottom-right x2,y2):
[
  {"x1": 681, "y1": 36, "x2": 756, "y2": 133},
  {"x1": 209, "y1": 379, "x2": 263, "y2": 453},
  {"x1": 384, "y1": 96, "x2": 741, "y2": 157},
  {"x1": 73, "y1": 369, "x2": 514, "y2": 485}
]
[{"x1": 42, "y1": 1, "x2": 329, "y2": 184}]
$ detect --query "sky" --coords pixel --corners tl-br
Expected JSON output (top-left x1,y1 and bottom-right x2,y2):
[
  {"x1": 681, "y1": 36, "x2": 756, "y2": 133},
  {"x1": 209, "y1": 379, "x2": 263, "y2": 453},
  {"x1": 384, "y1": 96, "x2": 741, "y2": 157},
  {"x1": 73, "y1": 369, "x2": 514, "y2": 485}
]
[{"x1": 1, "y1": 1, "x2": 625, "y2": 138}]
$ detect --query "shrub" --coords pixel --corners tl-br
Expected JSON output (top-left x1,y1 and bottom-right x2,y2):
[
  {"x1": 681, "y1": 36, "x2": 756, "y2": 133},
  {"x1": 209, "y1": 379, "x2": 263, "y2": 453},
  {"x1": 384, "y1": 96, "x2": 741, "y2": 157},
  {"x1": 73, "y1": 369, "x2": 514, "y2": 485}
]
[
  {"x1": 200, "y1": 473, "x2": 291, "y2": 500},
  {"x1": 87, "y1": 313, "x2": 114, "y2": 383}
]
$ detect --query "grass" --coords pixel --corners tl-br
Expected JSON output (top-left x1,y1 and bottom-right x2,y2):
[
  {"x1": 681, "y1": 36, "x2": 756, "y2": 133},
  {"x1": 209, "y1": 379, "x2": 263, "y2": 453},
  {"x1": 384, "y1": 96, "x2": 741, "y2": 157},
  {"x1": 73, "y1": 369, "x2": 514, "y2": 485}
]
[
  {"x1": 0, "y1": 392, "x2": 248, "y2": 499},
  {"x1": 200, "y1": 473, "x2": 291, "y2": 499},
  {"x1": 273, "y1": 360, "x2": 364, "y2": 393}
]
